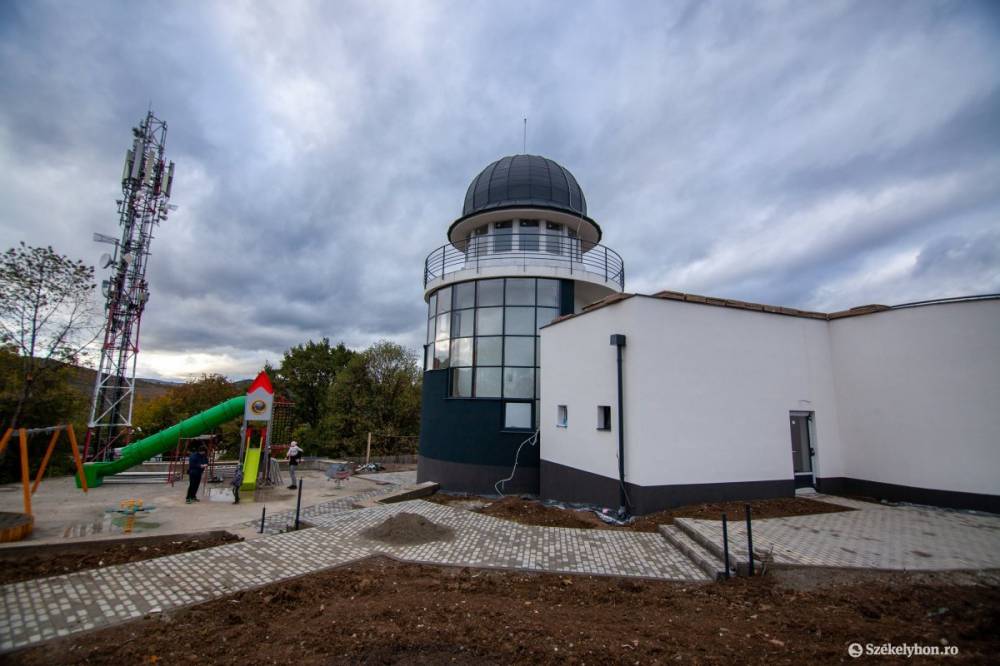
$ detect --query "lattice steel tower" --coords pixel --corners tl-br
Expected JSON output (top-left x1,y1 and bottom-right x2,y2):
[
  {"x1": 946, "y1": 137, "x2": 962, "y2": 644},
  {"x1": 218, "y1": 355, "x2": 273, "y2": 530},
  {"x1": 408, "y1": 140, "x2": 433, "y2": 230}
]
[{"x1": 85, "y1": 111, "x2": 175, "y2": 461}]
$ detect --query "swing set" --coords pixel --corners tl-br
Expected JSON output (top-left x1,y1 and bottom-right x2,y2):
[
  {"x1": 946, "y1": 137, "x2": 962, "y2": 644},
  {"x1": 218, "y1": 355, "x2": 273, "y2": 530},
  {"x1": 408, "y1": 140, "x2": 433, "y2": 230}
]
[{"x1": 0, "y1": 424, "x2": 88, "y2": 541}]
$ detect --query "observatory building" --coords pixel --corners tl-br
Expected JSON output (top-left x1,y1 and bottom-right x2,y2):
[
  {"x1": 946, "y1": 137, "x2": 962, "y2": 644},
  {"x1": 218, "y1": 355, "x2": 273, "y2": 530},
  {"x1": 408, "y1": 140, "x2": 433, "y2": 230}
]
[
  {"x1": 417, "y1": 155, "x2": 624, "y2": 494},
  {"x1": 418, "y1": 154, "x2": 999, "y2": 515}
]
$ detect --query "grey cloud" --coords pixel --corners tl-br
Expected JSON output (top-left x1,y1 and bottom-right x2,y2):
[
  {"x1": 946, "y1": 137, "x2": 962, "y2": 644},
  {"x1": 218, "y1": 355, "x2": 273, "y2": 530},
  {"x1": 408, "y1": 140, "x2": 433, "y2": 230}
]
[{"x1": 1, "y1": 0, "x2": 998, "y2": 379}]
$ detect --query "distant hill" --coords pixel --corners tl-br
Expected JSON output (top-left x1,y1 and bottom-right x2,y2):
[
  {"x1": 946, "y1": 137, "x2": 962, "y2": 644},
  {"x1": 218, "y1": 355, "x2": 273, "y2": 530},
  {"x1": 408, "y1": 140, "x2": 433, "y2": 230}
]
[{"x1": 67, "y1": 364, "x2": 181, "y2": 403}]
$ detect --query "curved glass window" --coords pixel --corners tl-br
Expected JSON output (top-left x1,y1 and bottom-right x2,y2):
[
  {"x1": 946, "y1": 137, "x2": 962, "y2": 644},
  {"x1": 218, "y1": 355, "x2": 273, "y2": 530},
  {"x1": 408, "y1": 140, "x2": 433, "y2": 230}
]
[{"x1": 426, "y1": 278, "x2": 562, "y2": 406}]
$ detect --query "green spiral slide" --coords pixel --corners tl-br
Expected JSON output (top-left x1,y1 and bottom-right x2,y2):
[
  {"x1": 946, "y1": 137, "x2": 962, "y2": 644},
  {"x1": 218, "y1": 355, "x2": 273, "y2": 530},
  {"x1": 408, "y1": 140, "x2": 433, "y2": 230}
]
[{"x1": 77, "y1": 396, "x2": 246, "y2": 489}]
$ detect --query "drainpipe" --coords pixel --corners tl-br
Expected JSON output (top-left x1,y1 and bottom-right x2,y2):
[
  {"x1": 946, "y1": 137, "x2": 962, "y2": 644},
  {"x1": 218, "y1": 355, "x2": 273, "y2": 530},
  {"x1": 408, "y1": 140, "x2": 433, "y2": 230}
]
[{"x1": 610, "y1": 334, "x2": 630, "y2": 517}]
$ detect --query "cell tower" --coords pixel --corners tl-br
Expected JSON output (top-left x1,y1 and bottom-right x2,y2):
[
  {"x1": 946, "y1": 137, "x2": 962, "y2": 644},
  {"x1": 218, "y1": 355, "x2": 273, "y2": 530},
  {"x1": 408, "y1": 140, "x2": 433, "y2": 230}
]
[{"x1": 85, "y1": 111, "x2": 175, "y2": 461}]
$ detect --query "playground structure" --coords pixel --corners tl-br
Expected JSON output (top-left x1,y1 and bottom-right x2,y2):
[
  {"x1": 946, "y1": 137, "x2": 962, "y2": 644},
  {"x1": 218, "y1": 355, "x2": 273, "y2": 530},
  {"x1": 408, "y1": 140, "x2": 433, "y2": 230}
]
[
  {"x1": 76, "y1": 371, "x2": 283, "y2": 495},
  {"x1": 0, "y1": 424, "x2": 88, "y2": 541}
]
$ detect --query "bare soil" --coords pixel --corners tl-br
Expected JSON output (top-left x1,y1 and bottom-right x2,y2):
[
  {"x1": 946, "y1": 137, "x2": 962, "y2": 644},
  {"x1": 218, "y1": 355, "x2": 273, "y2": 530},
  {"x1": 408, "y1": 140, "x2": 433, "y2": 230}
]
[
  {"x1": 361, "y1": 512, "x2": 455, "y2": 546},
  {"x1": 0, "y1": 531, "x2": 242, "y2": 586},
  {"x1": 426, "y1": 495, "x2": 851, "y2": 532},
  {"x1": 5, "y1": 557, "x2": 998, "y2": 665}
]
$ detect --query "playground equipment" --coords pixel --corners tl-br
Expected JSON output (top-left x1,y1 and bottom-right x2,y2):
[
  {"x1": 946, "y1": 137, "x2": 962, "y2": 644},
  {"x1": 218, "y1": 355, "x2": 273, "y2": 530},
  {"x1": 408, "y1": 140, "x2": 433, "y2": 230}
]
[
  {"x1": 238, "y1": 372, "x2": 276, "y2": 493},
  {"x1": 76, "y1": 371, "x2": 283, "y2": 491},
  {"x1": 77, "y1": 396, "x2": 245, "y2": 488},
  {"x1": 0, "y1": 424, "x2": 89, "y2": 541}
]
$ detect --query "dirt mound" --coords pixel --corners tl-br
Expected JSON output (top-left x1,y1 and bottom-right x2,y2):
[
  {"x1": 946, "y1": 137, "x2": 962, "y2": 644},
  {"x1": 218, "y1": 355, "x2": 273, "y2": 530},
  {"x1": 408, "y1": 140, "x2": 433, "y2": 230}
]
[{"x1": 361, "y1": 512, "x2": 454, "y2": 545}]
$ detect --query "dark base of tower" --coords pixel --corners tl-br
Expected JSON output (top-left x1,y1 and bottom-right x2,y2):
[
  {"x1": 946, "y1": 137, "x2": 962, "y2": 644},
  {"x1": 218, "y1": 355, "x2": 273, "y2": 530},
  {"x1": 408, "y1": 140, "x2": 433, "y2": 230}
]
[{"x1": 417, "y1": 455, "x2": 538, "y2": 496}]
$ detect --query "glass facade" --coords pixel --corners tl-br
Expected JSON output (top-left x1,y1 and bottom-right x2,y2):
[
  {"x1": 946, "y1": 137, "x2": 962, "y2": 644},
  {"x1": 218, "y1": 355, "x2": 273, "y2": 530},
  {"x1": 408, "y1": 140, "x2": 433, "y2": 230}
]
[{"x1": 425, "y1": 277, "x2": 562, "y2": 426}]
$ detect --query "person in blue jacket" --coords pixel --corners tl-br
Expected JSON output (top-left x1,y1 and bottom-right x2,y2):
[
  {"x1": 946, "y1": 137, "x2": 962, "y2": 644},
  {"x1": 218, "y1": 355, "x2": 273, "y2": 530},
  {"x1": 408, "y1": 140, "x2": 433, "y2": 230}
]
[{"x1": 186, "y1": 446, "x2": 208, "y2": 504}]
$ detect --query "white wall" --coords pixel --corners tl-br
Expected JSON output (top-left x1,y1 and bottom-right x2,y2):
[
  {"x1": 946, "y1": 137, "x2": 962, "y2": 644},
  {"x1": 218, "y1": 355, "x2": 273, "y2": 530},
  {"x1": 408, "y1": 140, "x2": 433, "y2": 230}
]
[
  {"x1": 541, "y1": 296, "x2": 845, "y2": 489},
  {"x1": 541, "y1": 295, "x2": 1000, "y2": 500},
  {"x1": 829, "y1": 300, "x2": 1000, "y2": 496}
]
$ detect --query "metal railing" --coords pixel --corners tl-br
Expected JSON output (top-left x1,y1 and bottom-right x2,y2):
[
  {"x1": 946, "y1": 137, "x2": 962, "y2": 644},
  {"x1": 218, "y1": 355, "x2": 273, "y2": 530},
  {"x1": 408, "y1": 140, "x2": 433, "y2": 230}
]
[{"x1": 424, "y1": 234, "x2": 625, "y2": 288}]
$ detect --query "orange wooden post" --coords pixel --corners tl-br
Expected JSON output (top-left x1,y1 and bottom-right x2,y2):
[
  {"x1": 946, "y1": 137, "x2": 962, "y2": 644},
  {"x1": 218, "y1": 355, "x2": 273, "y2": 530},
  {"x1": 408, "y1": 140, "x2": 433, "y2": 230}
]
[
  {"x1": 0, "y1": 427, "x2": 12, "y2": 456},
  {"x1": 18, "y1": 428, "x2": 32, "y2": 516},
  {"x1": 31, "y1": 428, "x2": 62, "y2": 494},
  {"x1": 66, "y1": 424, "x2": 88, "y2": 492}
]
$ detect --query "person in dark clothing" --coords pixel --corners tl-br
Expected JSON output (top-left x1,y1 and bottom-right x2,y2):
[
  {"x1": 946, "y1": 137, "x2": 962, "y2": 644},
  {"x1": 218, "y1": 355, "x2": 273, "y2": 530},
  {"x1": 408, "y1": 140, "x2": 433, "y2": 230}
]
[
  {"x1": 231, "y1": 462, "x2": 244, "y2": 504},
  {"x1": 186, "y1": 447, "x2": 208, "y2": 503}
]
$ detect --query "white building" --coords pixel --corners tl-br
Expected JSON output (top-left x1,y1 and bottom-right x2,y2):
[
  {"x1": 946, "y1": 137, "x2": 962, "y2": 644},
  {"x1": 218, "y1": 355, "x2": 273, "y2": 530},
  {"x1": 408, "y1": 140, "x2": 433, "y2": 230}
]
[{"x1": 539, "y1": 291, "x2": 1000, "y2": 515}]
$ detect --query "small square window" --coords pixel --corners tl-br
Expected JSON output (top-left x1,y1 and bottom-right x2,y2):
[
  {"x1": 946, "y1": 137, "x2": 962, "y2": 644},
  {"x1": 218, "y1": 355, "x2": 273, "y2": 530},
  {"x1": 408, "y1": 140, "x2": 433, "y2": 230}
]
[
  {"x1": 557, "y1": 405, "x2": 568, "y2": 427},
  {"x1": 597, "y1": 405, "x2": 611, "y2": 431}
]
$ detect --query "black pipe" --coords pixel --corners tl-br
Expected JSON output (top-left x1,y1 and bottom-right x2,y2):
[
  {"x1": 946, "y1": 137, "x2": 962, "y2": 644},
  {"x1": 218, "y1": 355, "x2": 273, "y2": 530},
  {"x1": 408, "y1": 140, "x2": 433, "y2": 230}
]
[
  {"x1": 609, "y1": 334, "x2": 629, "y2": 517},
  {"x1": 259, "y1": 506, "x2": 266, "y2": 534},
  {"x1": 294, "y1": 480, "x2": 304, "y2": 530},
  {"x1": 722, "y1": 512, "x2": 730, "y2": 580},
  {"x1": 745, "y1": 503, "x2": 755, "y2": 576}
]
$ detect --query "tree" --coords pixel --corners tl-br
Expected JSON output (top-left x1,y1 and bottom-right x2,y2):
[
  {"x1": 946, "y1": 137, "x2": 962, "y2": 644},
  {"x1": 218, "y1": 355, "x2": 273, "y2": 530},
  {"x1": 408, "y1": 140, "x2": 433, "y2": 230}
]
[
  {"x1": 320, "y1": 340, "x2": 421, "y2": 456},
  {"x1": 0, "y1": 243, "x2": 97, "y2": 430},
  {"x1": 132, "y1": 374, "x2": 241, "y2": 454},
  {"x1": 275, "y1": 338, "x2": 354, "y2": 429}
]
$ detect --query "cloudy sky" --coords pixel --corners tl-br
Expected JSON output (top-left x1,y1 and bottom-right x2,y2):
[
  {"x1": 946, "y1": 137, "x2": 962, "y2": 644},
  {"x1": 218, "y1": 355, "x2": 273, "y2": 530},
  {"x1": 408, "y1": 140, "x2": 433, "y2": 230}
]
[{"x1": 2, "y1": 0, "x2": 998, "y2": 381}]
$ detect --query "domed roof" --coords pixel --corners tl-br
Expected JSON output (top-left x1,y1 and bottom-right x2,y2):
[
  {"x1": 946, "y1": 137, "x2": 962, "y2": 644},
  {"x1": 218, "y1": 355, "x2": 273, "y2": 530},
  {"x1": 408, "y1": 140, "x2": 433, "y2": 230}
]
[{"x1": 462, "y1": 155, "x2": 587, "y2": 218}]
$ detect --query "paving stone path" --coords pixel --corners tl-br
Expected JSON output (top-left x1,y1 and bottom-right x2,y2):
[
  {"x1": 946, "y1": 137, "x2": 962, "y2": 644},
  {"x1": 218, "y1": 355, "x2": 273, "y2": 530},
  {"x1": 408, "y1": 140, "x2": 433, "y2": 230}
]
[
  {"x1": 1, "y1": 500, "x2": 705, "y2": 653},
  {"x1": 677, "y1": 496, "x2": 1000, "y2": 570},
  {"x1": 242, "y1": 486, "x2": 400, "y2": 534}
]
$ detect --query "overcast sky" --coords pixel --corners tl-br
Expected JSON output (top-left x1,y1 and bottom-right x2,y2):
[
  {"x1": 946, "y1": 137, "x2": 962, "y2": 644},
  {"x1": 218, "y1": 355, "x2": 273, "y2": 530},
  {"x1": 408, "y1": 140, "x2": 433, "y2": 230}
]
[{"x1": 2, "y1": 0, "x2": 998, "y2": 382}]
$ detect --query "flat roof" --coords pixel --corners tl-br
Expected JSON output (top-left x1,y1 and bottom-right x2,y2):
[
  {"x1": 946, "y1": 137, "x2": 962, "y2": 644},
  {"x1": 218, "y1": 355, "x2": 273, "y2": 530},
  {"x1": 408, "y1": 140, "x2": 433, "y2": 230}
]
[{"x1": 544, "y1": 290, "x2": 1000, "y2": 328}]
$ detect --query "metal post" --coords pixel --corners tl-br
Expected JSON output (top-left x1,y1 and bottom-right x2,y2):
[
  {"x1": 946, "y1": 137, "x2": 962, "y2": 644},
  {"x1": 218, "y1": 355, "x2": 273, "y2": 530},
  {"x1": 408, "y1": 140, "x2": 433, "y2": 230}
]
[
  {"x1": 365, "y1": 432, "x2": 372, "y2": 465},
  {"x1": 259, "y1": 506, "x2": 266, "y2": 534},
  {"x1": 294, "y1": 480, "x2": 303, "y2": 530},
  {"x1": 721, "y1": 512, "x2": 730, "y2": 580},
  {"x1": 745, "y1": 503, "x2": 755, "y2": 576},
  {"x1": 604, "y1": 247, "x2": 608, "y2": 280}
]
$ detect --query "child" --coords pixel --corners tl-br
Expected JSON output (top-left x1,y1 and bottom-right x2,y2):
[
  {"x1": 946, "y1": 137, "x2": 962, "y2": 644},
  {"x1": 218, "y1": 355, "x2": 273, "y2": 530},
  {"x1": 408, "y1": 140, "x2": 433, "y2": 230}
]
[
  {"x1": 286, "y1": 441, "x2": 303, "y2": 489},
  {"x1": 231, "y1": 462, "x2": 244, "y2": 504}
]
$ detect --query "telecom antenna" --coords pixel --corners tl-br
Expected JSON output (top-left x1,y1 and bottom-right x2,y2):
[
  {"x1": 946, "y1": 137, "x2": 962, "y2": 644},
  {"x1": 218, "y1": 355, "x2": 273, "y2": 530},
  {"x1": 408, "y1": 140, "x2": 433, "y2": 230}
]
[
  {"x1": 523, "y1": 118, "x2": 527, "y2": 153},
  {"x1": 84, "y1": 111, "x2": 176, "y2": 462}
]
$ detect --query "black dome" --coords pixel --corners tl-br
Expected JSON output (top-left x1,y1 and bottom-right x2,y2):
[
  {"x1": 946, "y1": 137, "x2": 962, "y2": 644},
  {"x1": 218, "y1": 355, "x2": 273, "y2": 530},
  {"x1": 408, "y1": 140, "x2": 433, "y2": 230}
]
[{"x1": 462, "y1": 154, "x2": 587, "y2": 218}]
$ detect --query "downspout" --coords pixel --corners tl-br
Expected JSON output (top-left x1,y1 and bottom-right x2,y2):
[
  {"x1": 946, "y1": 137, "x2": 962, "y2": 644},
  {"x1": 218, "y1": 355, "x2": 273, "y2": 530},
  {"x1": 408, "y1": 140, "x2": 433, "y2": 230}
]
[{"x1": 610, "y1": 334, "x2": 630, "y2": 517}]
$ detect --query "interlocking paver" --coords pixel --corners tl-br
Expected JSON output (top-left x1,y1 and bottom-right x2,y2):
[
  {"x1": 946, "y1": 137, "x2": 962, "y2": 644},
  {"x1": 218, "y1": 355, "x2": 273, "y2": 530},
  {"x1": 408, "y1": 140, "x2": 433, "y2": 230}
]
[
  {"x1": 1, "y1": 498, "x2": 704, "y2": 653},
  {"x1": 676, "y1": 496, "x2": 1000, "y2": 570}
]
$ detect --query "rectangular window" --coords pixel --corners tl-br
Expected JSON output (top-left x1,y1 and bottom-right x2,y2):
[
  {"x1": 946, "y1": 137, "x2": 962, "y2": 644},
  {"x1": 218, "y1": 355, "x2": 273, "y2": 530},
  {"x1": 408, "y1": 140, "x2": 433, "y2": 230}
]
[
  {"x1": 425, "y1": 345, "x2": 434, "y2": 371},
  {"x1": 537, "y1": 279, "x2": 560, "y2": 307},
  {"x1": 504, "y1": 307, "x2": 535, "y2": 335},
  {"x1": 503, "y1": 367, "x2": 535, "y2": 399},
  {"x1": 436, "y1": 286, "x2": 452, "y2": 314},
  {"x1": 450, "y1": 367, "x2": 473, "y2": 397},
  {"x1": 505, "y1": 278, "x2": 535, "y2": 305},
  {"x1": 504, "y1": 337, "x2": 534, "y2": 366},
  {"x1": 545, "y1": 222, "x2": 562, "y2": 255},
  {"x1": 557, "y1": 405, "x2": 568, "y2": 427},
  {"x1": 475, "y1": 367, "x2": 502, "y2": 398},
  {"x1": 597, "y1": 405, "x2": 612, "y2": 431},
  {"x1": 454, "y1": 282, "x2": 475, "y2": 309},
  {"x1": 475, "y1": 336, "x2": 502, "y2": 366},
  {"x1": 433, "y1": 340, "x2": 450, "y2": 369},
  {"x1": 426, "y1": 316, "x2": 435, "y2": 344},
  {"x1": 519, "y1": 220, "x2": 539, "y2": 251},
  {"x1": 428, "y1": 293, "x2": 437, "y2": 316},
  {"x1": 435, "y1": 313, "x2": 451, "y2": 341},
  {"x1": 450, "y1": 337, "x2": 473, "y2": 366},
  {"x1": 452, "y1": 309, "x2": 475, "y2": 337},
  {"x1": 476, "y1": 307, "x2": 503, "y2": 335},
  {"x1": 494, "y1": 221, "x2": 513, "y2": 252},
  {"x1": 472, "y1": 225, "x2": 488, "y2": 256},
  {"x1": 536, "y1": 307, "x2": 560, "y2": 331},
  {"x1": 504, "y1": 402, "x2": 532, "y2": 429},
  {"x1": 477, "y1": 279, "x2": 503, "y2": 306}
]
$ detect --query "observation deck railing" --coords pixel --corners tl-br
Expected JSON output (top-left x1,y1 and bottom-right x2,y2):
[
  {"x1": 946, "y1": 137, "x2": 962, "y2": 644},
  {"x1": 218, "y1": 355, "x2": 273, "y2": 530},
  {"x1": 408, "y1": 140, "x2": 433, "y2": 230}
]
[{"x1": 424, "y1": 234, "x2": 625, "y2": 289}]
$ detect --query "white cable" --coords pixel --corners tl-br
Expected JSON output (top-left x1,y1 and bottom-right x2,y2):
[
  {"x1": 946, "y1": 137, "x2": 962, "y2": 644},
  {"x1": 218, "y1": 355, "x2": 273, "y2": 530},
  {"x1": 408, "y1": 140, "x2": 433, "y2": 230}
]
[{"x1": 495, "y1": 430, "x2": 539, "y2": 496}]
